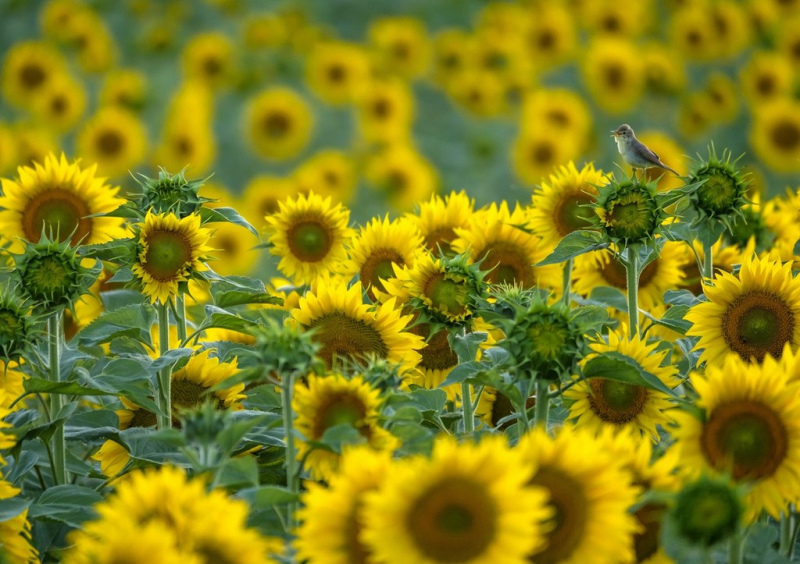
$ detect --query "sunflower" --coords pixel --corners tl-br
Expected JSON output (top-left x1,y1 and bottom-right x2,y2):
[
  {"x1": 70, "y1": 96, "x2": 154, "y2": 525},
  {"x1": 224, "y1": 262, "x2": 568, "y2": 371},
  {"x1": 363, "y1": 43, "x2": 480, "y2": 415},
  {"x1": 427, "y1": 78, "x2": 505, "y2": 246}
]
[
  {"x1": 244, "y1": 13, "x2": 288, "y2": 49},
  {"x1": 40, "y1": 0, "x2": 88, "y2": 42},
  {"x1": 564, "y1": 327, "x2": 681, "y2": 441},
  {"x1": 293, "y1": 150, "x2": 357, "y2": 204},
  {"x1": 740, "y1": 51, "x2": 792, "y2": 109},
  {"x1": 131, "y1": 211, "x2": 213, "y2": 304},
  {"x1": 76, "y1": 106, "x2": 148, "y2": 178},
  {"x1": 709, "y1": 0, "x2": 751, "y2": 58},
  {"x1": 678, "y1": 93, "x2": 714, "y2": 139},
  {"x1": 0, "y1": 360, "x2": 26, "y2": 411},
  {"x1": 670, "y1": 6, "x2": 719, "y2": 60},
  {"x1": 0, "y1": 124, "x2": 17, "y2": 175},
  {"x1": 155, "y1": 119, "x2": 217, "y2": 176},
  {"x1": 672, "y1": 353, "x2": 800, "y2": 520},
  {"x1": 582, "y1": 37, "x2": 645, "y2": 114},
  {"x1": 703, "y1": 73, "x2": 739, "y2": 125},
  {"x1": 343, "y1": 215, "x2": 423, "y2": 299},
  {"x1": 472, "y1": 28, "x2": 530, "y2": 87},
  {"x1": 452, "y1": 203, "x2": 558, "y2": 290},
  {"x1": 356, "y1": 78, "x2": 414, "y2": 144},
  {"x1": 291, "y1": 279, "x2": 423, "y2": 370},
  {"x1": 0, "y1": 152, "x2": 126, "y2": 251},
  {"x1": 362, "y1": 436, "x2": 552, "y2": 564},
  {"x1": 686, "y1": 254, "x2": 800, "y2": 365},
  {"x1": 364, "y1": 143, "x2": 438, "y2": 212},
  {"x1": 306, "y1": 41, "x2": 371, "y2": 106},
  {"x1": 517, "y1": 425, "x2": 640, "y2": 564},
  {"x1": 520, "y1": 89, "x2": 591, "y2": 152},
  {"x1": 182, "y1": 32, "x2": 236, "y2": 90},
  {"x1": 431, "y1": 29, "x2": 476, "y2": 87},
  {"x1": 476, "y1": 2, "x2": 529, "y2": 35},
  {"x1": 66, "y1": 10, "x2": 116, "y2": 73},
  {"x1": 266, "y1": 191, "x2": 353, "y2": 284},
  {"x1": 368, "y1": 16, "x2": 431, "y2": 79},
  {"x1": 1, "y1": 40, "x2": 65, "y2": 108},
  {"x1": 573, "y1": 242, "x2": 688, "y2": 310},
  {"x1": 522, "y1": 4, "x2": 577, "y2": 70},
  {"x1": 241, "y1": 175, "x2": 299, "y2": 232},
  {"x1": 581, "y1": 0, "x2": 651, "y2": 37},
  {"x1": 294, "y1": 374, "x2": 397, "y2": 481},
  {"x1": 778, "y1": 16, "x2": 800, "y2": 71},
  {"x1": 448, "y1": 70, "x2": 508, "y2": 118},
  {"x1": 99, "y1": 68, "x2": 147, "y2": 110},
  {"x1": 750, "y1": 98, "x2": 800, "y2": 173},
  {"x1": 30, "y1": 73, "x2": 86, "y2": 132},
  {"x1": 246, "y1": 86, "x2": 314, "y2": 161},
  {"x1": 642, "y1": 42, "x2": 686, "y2": 95},
  {"x1": 529, "y1": 161, "x2": 607, "y2": 252},
  {"x1": 208, "y1": 221, "x2": 259, "y2": 277},
  {"x1": 405, "y1": 191, "x2": 474, "y2": 256}
]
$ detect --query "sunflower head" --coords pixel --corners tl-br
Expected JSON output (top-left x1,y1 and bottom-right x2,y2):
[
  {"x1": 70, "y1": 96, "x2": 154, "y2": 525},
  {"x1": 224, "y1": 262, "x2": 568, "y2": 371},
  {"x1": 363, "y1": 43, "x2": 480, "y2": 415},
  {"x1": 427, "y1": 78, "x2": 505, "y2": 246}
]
[
  {"x1": 14, "y1": 231, "x2": 100, "y2": 312},
  {"x1": 0, "y1": 292, "x2": 36, "y2": 362},
  {"x1": 594, "y1": 177, "x2": 662, "y2": 247},
  {"x1": 131, "y1": 168, "x2": 212, "y2": 218},
  {"x1": 666, "y1": 475, "x2": 743, "y2": 549},
  {"x1": 689, "y1": 145, "x2": 749, "y2": 225},
  {"x1": 722, "y1": 202, "x2": 774, "y2": 252}
]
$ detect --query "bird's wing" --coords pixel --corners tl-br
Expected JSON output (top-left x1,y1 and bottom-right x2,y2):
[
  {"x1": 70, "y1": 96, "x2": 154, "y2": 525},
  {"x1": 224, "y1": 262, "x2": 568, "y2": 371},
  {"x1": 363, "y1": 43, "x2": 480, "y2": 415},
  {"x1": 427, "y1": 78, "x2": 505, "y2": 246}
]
[{"x1": 632, "y1": 140, "x2": 662, "y2": 164}]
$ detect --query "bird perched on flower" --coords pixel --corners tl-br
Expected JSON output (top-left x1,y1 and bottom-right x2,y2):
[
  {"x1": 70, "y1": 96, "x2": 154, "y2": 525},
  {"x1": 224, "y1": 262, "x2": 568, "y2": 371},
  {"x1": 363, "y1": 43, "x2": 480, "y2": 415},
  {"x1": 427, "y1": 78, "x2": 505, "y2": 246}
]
[{"x1": 611, "y1": 124, "x2": 680, "y2": 178}]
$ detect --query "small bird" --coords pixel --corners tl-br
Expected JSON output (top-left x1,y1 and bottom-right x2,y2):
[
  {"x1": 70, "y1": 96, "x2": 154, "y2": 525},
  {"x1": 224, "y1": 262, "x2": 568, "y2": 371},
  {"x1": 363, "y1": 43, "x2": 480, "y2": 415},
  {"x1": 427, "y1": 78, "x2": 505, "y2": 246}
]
[{"x1": 611, "y1": 124, "x2": 680, "y2": 179}]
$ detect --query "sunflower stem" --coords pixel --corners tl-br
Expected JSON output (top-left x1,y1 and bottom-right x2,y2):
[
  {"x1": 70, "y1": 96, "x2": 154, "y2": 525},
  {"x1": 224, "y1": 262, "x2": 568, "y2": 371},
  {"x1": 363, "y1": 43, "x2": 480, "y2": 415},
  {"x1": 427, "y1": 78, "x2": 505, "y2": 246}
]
[
  {"x1": 561, "y1": 258, "x2": 573, "y2": 307},
  {"x1": 48, "y1": 312, "x2": 67, "y2": 486},
  {"x1": 156, "y1": 302, "x2": 172, "y2": 431},
  {"x1": 781, "y1": 507, "x2": 798, "y2": 557},
  {"x1": 175, "y1": 294, "x2": 187, "y2": 343},
  {"x1": 461, "y1": 382, "x2": 475, "y2": 434},
  {"x1": 281, "y1": 371, "x2": 298, "y2": 532},
  {"x1": 533, "y1": 379, "x2": 550, "y2": 429},
  {"x1": 624, "y1": 251, "x2": 640, "y2": 339},
  {"x1": 702, "y1": 240, "x2": 714, "y2": 285},
  {"x1": 729, "y1": 532, "x2": 743, "y2": 564}
]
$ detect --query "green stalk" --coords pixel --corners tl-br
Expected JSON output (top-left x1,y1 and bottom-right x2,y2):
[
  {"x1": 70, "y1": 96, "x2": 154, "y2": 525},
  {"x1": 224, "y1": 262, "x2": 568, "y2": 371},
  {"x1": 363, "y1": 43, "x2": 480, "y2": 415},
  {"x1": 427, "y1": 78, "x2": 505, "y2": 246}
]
[
  {"x1": 48, "y1": 312, "x2": 66, "y2": 485},
  {"x1": 175, "y1": 294, "x2": 187, "y2": 343},
  {"x1": 781, "y1": 507, "x2": 797, "y2": 558},
  {"x1": 533, "y1": 379, "x2": 550, "y2": 429},
  {"x1": 624, "y1": 251, "x2": 640, "y2": 339},
  {"x1": 156, "y1": 302, "x2": 172, "y2": 430},
  {"x1": 461, "y1": 382, "x2": 475, "y2": 434},
  {"x1": 281, "y1": 372, "x2": 298, "y2": 531},
  {"x1": 561, "y1": 258, "x2": 573, "y2": 307},
  {"x1": 729, "y1": 533, "x2": 743, "y2": 564},
  {"x1": 702, "y1": 239, "x2": 714, "y2": 286}
]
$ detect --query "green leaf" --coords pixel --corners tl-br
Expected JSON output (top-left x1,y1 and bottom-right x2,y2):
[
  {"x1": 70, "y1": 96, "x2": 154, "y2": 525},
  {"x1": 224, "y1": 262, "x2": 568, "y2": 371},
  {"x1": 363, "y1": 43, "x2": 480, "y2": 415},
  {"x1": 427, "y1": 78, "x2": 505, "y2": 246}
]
[
  {"x1": 200, "y1": 206, "x2": 259, "y2": 236},
  {"x1": 537, "y1": 230, "x2": 608, "y2": 266},
  {"x1": 449, "y1": 331, "x2": 487, "y2": 363},
  {"x1": 575, "y1": 286, "x2": 628, "y2": 312},
  {"x1": 438, "y1": 361, "x2": 484, "y2": 388},
  {"x1": 210, "y1": 277, "x2": 283, "y2": 308},
  {"x1": 120, "y1": 428, "x2": 186, "y2": 464},
  {"x1": 216, "y1": 412, "x2": 269, "y2": 455},
  {"x1": 23, "y1": 377, "x2": 116, "y2": 397},
  {"x1": 0, "y1": 497, "x2": 31, "y2": 521},
  {"x1": 4, "y1": 451, "x2": 39, "y2": 485},
  {"x1": 197, "y1": 305, "x2": 259, "y2": 334},
  {"x1": 409, "y1": 387, "x2": 447, "y2": 413},
  {"x1": 29, "y1": 485, "x2": 102, "y2": 528},
  {"x1": 215, "y1": 456, "x2": 259, "y2": 489},
  {"x1": 80, "y1": 239, "x2": 136, "y2": 262},
  {"x1": 663, "y1": 289, "x2": 701, "y2": 307},
  {"x1": 77, "y1": 304, "x2": 155, "y2": 348},
  {"x1": 237, "y1": 485, "x2": 298, "y2": 508},
  {"x1": 655, "y1": 179, "x2": 705, "y2": 209},
  {"x1": 581, "y1": 352, "x2": 682, "y2": 399},
  {"x1": 314, "y1": 424, "x2": 365, "y2": 453},
  {"x1": 642, "y1": 305, "x2": 692, "y2": 336}
]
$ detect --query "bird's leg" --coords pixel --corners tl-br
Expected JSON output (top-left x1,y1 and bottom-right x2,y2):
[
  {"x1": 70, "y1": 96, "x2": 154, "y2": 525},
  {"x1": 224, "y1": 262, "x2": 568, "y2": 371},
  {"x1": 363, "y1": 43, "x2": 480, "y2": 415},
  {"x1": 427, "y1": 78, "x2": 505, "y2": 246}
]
[{"x1": 632, "y1": 167, "x2": 639, "y2": 181}]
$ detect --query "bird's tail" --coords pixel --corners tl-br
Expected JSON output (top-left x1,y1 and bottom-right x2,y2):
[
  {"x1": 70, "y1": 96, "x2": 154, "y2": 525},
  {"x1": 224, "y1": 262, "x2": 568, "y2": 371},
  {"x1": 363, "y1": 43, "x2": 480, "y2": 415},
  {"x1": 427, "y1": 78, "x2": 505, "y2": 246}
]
[{"x1": 661, "y1": 163, "x2": 680, "y2": 176}]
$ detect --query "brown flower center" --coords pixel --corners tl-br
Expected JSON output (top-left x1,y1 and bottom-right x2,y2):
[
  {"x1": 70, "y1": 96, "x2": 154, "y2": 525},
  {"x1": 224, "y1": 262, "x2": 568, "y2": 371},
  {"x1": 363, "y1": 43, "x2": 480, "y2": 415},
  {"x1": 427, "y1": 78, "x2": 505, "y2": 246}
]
[
  {"x1": 22, "y1": 188, "x2": 92, "y2": 244},
  {"x1": 722, "y1": 290, "x2": 793, "y2": 362},
  {"x1": 587, "y1": 378, "x2": 649, "y2": 423},
  {"x1": 359, "y1": 248, "x2": 404, "y2": 294},
  {"x1": 287, "y1": 219, "x2": 333, "y2": 263},
  {"x1": 771, "y1": 120, "x2": 800, "y2": 152},
  {"x1": 530, "y1": 465, "x2": 588, "y2": 563},
  {"x1": 308, "y1": 313, "x2": 390, "y2": 368}
]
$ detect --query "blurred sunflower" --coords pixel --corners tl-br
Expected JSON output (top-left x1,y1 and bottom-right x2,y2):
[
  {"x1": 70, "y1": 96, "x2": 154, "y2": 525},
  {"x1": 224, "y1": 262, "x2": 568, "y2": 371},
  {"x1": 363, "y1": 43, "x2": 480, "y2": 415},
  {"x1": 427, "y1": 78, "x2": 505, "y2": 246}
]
[
  {"x1": 344, "y1": 215, "x2": 423, "y2": 298},
  {"x1": 30, "y1": 73, "x2": 86, "y2": 132},
  {"x1": 356, "y1": 78, "x2": 414, "y2": 144},
  {"x1": 431, "y1": 29, "x2": 475, "y2": 88},
  {"x1": 9, "y1": 123, "x2": 58, "y2": 169},
  {"x1": 529, "y1": 161, "x2": 607, "y2": 252},
  {"x1": 294, "y1": 150, "x2": 357, "y2": 204},
  {"x1": 642, "y1": 43, "x2": 686, "y2": 95},
  {"x1": 369, "y1": 16, "x2": 431, "y2": 79},
  {"x1": 678, "y1": 93, "x2": 714, "y2": 139},
  {"x1": 522, "y1": 4, "x2": 577, "y2": 70},
  {"x1": 296, "y1": 447, "x2": 392, "y2": 564},
  {"x1": 365, "y1": 143, "x2": 438, "y2": 212},
  {"x1": 739, "y1": 51, "x2": 793, "y2": 108},
  {"x1": 246, "y1": 86, "x2": 313, "y2": 160},
  {"x1": 198, "y1": 182, "x2": 236, "y2": 209},
  {"x1": 473, "y1": 29, "x2": 531, "y2": 88},
  {"x1": 99, "y1": 68, "x2": 147, "y2": 110},
  {"x1": 156, "y1": 119, "x2": 217, "y2": 176},
  {"x1": 266, "y1": 191, "x2": 352, "y2": 284},
  {"x1": 39, "y1": 0, "x2": 88, "y2": 42},
  {"x1": 241, "y1": 175, "x2": 299, "y2": 232},
  {"x1": 582, "y1": 37, "x2": 645, "y2": 114},
  {"x1": 512, "y1": 132, "x2": 581, "y2": 187},
  {"x1": 0, "y1": 124, "x2": 17, "y2": 175},
  {"x1": 362, "y1": 437, "x2": 552, "y2": 564},
  {"x1": 243, "y1": 13, "x2": 288, "y2": 49},
  {"x1": 709, "y1": 0, "x2": 751, "y2": 58},
  {"x1": 0, "y1": 153, "x2": 126, "y2": 250},
  {"x1": 686, "y1": 254, "x2": 800, "y2": 365},
  {"x1": 750, "y1": 98, "x2": 800, "y2": 173},
  {"x1": 1, "y1": 40, "x2": 65, "y2": 108},
  {"x1": 65, "y1": 10, "x2": 116, "y2": 73},
  {"x1": 670, "y1": 6, "x2": 719, "y2": 60},
  {"x1": 521, "y1": 88, "x2": 591, "y2": 150},
  {"x1": 406, "y1": 191, "x2": 474, "y2": 256},
  {"x1": 306, "y1": 41, "x2": 371, "y2": 106},
  {"x1": 448, "y1": 70, "x2": 508, "y2": 117},
  {"x1": 76, "y1": 107, "x2": 148, "y2": 178},
  {"x1": 208, "y1": 222, "x2": 259, "y2": 277},
  {"x1": 673, "y1": 354, "x2": 800, "y2": 520},
  {"x1": 294, "y1": 374, "x2": 397, "y2": 481},
  {"x1": 703, "y1": 73, "x2": 739, "y2": 124},
  {"x1": 291, "y1": 280, "x2": 423, "y2": 370},
  {"x1": 182, "y1": 32, "x2": 236, "y2": 90},
  {"x1": 581, "y1": 0, "x2": 652, "y2": 37},
  {"x1": 565, "y1": 327, "x2": 680, "y2": 441},
  {"x1": 517, "y1": 426, "x2": 640, "y2": 564},
  {"x1": 476, "y1": 2, "x2": 529, "y2": 35}
]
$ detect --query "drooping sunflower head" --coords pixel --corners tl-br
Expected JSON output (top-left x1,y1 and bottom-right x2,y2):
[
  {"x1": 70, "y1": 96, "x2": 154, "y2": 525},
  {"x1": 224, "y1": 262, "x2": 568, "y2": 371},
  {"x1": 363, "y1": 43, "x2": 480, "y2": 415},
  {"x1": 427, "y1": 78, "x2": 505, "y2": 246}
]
[
  {"x1": 172, "y1": 349, "x2": 245, "y2": 412},
  {"x1": 130, "y1": 211, "x2": 213, "y2": 304},
  {"x1": 266, "y1": 191, "x2": 353, "y2": 285},
  {"x1": 529, "y1": 161, "x2": 607, "y2": 251},
  {"x1": 689, "y1": 145, "x2": 749, "y2": 224},
  {"x1": 594, "y1": 176, "x2": 663, "y2": 247},
  {"x1": 405, "y1": 191, "x2": 474, "y2": 257},
  {"x1": 0, "y1": 152, "x2": 127, "y2": 251},
  {"x1": 686, "y1": 254, "x2": 800, "y2": 365}
]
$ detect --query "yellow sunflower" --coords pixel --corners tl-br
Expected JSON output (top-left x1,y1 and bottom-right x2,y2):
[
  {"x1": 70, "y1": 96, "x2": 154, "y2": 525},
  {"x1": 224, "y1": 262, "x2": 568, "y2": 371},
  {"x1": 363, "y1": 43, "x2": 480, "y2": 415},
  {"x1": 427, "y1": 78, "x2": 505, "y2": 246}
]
[
  {"x1": 447, "y1": 70, "x2": 508, "y2": 118},
  {"x1": 296, "y1": 446, "x2": 392, "y2": 564},
  {"x1": 431, "y1": 29, "x2": 476, "y2": 88},
  {"x1": 131, "y1": 211, "x2": 213, "y2": 304},
  {"x1": 642, "y1": 42, "x2": 686, "y2": 95},
  {"x1": 182, "y1": 32, "x2": 236, "y2": 90},
  {"x1": 670, "y1": 6, "x2": 719, "y2": 61},
  {"x1": 572, "y1": 242, "x2": 688, "y2": 310},
  {"x1": 76, "y1": 106, "x2": 148, "y2": 178},
  {"x1": 582, "y1": 37, "x2": 645, "y2": 114},
  {"x1": 11, "y1": 123, "x2": 58, "y2": 169},
  {"x1": 246, "y1": 86, "x2": 313, "y2": 160},
  {"x1": 528, "y1": 161, "x2": 608, "y2": 252},
  {"x1": 291, "y1": 279, "x2": 424, "y2": 371},
  {"x1": 208, "y1": 221, "x2": 259, "y2": 277},
  {"x1": 672, "y1": 353, "x2": 800, "y2": 520},
  {"x1": 293, "y1": 150, "x2": 357, "y2": 204},
  {"x1": 686, "y1": 254, "x2": 800, "y2": 365},
  {"x1": 1, "y1": 40, "x2": 65, "y2": 108},
  {"x1": 361, "y1": 436, "x2": 552, "y2": 564},
  {"x1": 294, "y1": 374, "x2": 397, "y2": 481},
  {"x1": 522, "y1": 4, "x2": 577, "y2": 70},
  {"x1": 703, "y1": 73, "x2": 739, "y2": 124},
  {"x1": 241, "y1": 175, "x2": 299, "y2": 232},
  {"x1": 740, "y1": 52, "x2": 793, "y2": 109},
  {"x1": 244, "y1": 13, "x2": 288, "y2": 49},
  {"x1": 405, "y1": 191, "x2": 474, "y2": 256},
  {"x1": 99, "y1": 68, "x2": 147, "y2": 110},
  {"x1": 750, "y1": 98, "x2": 800, "y2": 173},
  {"x1": 266, "y1": 191, "x2": 352, "y2": 284},
  {"x1": 368, "y1": 16, "x2": 431, "y2": 79},
  {"x1": 30, "y1": 73, "x2": 86, "y2": 132},
  {"x1": 520, "y1": 88, "x2": 591, "y2": 152},
  {"x1": 0, "y1": 124, "x2": 18, "y2": 175},
  {"x1": 66, "y1": 10, "x2": 116, "y2": 74},
  {"x1": 356, "y1": 77, "x2": 414, "y2": 144},
  {"x1": 709, "y1": 0, "x2": 751, "y2": 59},
  {"x1": 512, "y1": 132, "x2": 581, "y2": 187},
  {"x1": 581, "y1": 0, "x2": 652, "y2": 37},
  {"x1": 0, "y1": 152, "x2": 126, "y2": 251},
  {"x1": 155, "y1": 119, "x2": 217, "y2": 177},
  {"x1": 517, "y1": 425, "x2": 641, "y2": 564},
  {"x1": 564, "y1": 326, "x2": 681, "y2": 441},
  {"x1": 40, "y1": 0, "x2": 88, "y2": 42},
  {"x1": 306, "y1": 41, "x2": 371, "y2": 106},
  {"x1": 343, "y1": 215, "x2": 423, "y2": 298},
  {"x1": 365, "y1": 143, "x2": 438, "y2": 212}
]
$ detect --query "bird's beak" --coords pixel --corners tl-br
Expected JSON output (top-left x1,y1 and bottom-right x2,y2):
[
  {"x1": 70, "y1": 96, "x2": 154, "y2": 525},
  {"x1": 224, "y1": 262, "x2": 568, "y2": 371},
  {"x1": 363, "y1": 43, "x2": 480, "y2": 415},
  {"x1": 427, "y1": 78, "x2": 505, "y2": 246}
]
[{"x1": 610, "y1": 130, "x2": 619, "y2": 137}]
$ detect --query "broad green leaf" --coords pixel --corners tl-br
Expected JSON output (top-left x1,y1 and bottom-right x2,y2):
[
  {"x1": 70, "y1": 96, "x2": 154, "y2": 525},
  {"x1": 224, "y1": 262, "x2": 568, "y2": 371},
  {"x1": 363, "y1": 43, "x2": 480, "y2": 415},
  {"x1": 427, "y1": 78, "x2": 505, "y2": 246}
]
[
  {"x1": 216, "y1": 412, "x2": 269, "y2": 454},
  {"x1": 449, "y1": 331, "x2": 487, "y2": 362},
  {"x1": 0, "y1": 497, "x2": 31, "y2": 521},
  {"x1": 438, "y1": 361, "x2": 484, "y2": 388},
  {"x1": 663, "y1": 289, "x2": 701, "y2": 307},
  {"x1": 215, "y1": 456, "x2": 260, "y2": 489},
  {"x1": 574, "y1": 286, "x2": 628, "y2": 312},
  {"x1": 237, "y1": 485, "x2": 298, "y2": 508},
  {"x1": 210, "y1": 277, "x2": 283, "y2": 308},
  {"x1": 197, "y1": 305, "x2": 259, "y2": 334},
  {"x1": 408, "y1": 387, "x2": 447, "y2": 413},
  {"x1": 642, "y1": 305, "x2": 692, "y2": 336},
  {"x1": 537, "y1": 230, "x2": 608, "y2": 266},
  {"x1": 314, "y1": 423, "x2": 365, "y2": 453},
  {"x1": 29, "y1": 485, "x2": 102, "y2": 528},
  {"x1": 581, "y1": 352, "x2": 682, "y2": 399},
  {"x1": 23, "y1": 377, "x2": 116, "y2": 397},
  {"x1": 200, "y1": 206, "x2": 259, "y2": 236},
  {"x1": 77, "y1": 304, "x2": 155, "y2": 347}
]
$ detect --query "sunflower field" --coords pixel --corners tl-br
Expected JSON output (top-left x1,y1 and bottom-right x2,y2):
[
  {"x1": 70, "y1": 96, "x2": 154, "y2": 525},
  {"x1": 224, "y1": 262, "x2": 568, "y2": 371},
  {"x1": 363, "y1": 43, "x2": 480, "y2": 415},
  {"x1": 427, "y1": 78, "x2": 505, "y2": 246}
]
[{"x1": 5, "y1": 0, "x2": 800, "y2": 562}]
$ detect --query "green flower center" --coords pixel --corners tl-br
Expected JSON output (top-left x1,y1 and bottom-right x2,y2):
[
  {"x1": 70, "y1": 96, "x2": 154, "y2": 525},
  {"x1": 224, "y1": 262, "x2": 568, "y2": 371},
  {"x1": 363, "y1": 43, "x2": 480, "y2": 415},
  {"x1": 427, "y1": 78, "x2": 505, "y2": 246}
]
[
  {"x1": 672, "y1": 478, "x2": 742, "y2": 546},
  {"x1": 722, "y1": 290, "x2": 793, "y2": 363},
  {"x1": 23, "y1": 189, "x2": 92, "y2": 245},
  {"x1": 308, "y1": 313, "x2": 390, "y2": 369},
  {"x1": 407, "y1": 477, "x2": 497, "y2": 562},
  {"x1": 527, "y1": 321, "x2": 569, "y2": 361},
  {"x1": 530, "y1": 466, "x2": 587, "y2": 563},
  {"x1": 603, "y1": 189, "x2": 657, "y2": 242},
  {"x1": 588, "y1": 378, "x2": 648, "y2": 423},
  {"x1": 695, "y1": 168, "x2": 742, "y2": 216},
  {"x1": 144, "y1": 231, "x2": 193, "y2": 281},
  {"x1": 287, "y1": 220, "x2": 333, "y2": 263},
  {"x1": 555, "y1": 191, "x2": 595, "y2": 237},
  {"x1": 425, "y1": 274, "x2": 469, "y2": 319},
  {"x1": 25, "y1": 254, "x2": 73, "y2": 301}
]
